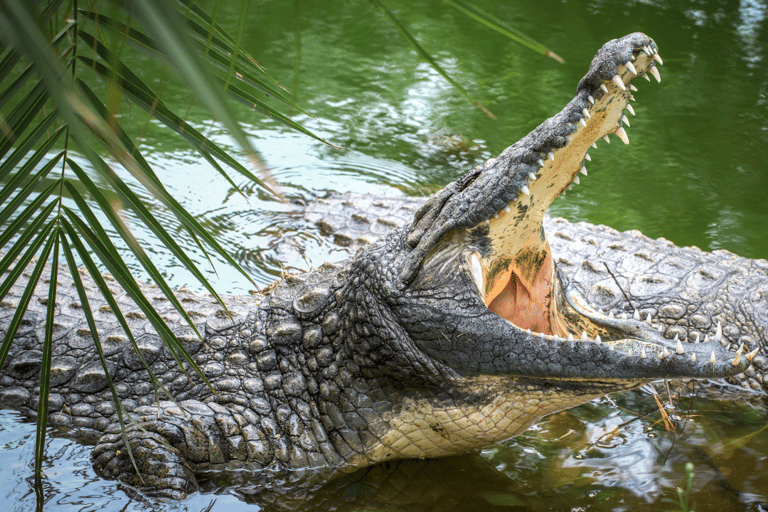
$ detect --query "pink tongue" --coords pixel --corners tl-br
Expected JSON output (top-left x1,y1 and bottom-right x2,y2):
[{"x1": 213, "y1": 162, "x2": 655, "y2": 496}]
[{"x1": 487, "y1": 251, "x2": 554, "y2": 334}]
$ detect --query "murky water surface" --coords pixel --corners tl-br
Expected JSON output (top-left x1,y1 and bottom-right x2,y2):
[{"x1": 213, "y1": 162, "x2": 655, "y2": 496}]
[{"x1": 2, "y1": 0, "x2": 768, "y2": 509}]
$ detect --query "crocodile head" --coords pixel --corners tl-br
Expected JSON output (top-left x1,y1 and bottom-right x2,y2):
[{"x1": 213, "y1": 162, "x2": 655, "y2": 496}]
[
  {"x1": 334, "y1": 33, "x2": 755, "y2": 463},
  {"x1": 392, "y1": 33, "x2": 758, "y2": 383}
]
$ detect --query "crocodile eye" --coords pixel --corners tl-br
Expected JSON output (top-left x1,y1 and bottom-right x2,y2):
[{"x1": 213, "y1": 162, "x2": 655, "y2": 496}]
[{"x1": 459, "y1": 175, "x2": 477, "y2": 191}]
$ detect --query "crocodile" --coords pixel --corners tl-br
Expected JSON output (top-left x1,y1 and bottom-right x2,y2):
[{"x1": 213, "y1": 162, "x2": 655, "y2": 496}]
[{"x1": 0, "y1": 33, "x2": 759, "y2": 499}]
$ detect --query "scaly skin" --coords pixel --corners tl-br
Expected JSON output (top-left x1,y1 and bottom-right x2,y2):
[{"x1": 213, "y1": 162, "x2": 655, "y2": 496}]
[
  {"x1": 0, "y1": 34, "x2": 756, "y2": 499},
  {"x1": 307, "y1": 195, "x2": 768, "y2": 393}
]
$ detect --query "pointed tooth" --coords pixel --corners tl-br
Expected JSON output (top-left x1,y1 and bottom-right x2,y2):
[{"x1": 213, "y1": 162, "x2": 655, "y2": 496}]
[
  {"x1": 643, "y1": 45, "x2": 652, "y2": 56},
  {"x1": 641, "y1": 347, "x2": 647, "y2": 359},
  {"x1": 537, "y1": 158, "x2": 545, "y2": 167},
  {"x1": 630, "y1": 84, "x2": 638, "y2": 91},
  {"x1": 657, "y1": 348, "x2": 666, "y2": 360},
  {"x1": 591, "y1": 142, "x2": 598, "y2": 149},
  {"x1": 649, "y1": 66, "x2": 661, "y2": 83},
  {"x1": 621, "y1": 115, "x2": 630, "y2": 127},
  {"x1": 653, "y1": 53, "x2": 663, "y2": 65},
  {"x1": 597, "y1": 308, "x2": 603, "y2": 314},
  {"x1": 705, "y1": 334, "x2": 710, "y2": 343},
  {"x1": 588, "y1": 95, "x2": 595, "y2": 104},
  {"x1": 736, "y1": 344, "x2": 744, "y2": 356},
  {"x1": 582, "y1": 108, "x2": 591, "y2": 119},
  {"x1": 581, "y1": 331, "x2": 588, "y2": 341},
  {"x1": 566, "y1": 184, "x2": 572, "y2": 190},
  {"x1": 747, "y1": 347, "x2": 760, "y2": 361},
  {"x1": 657, "y1": 324, "x2": 664, "y2": 333},
  {"x1": 527, "y1": 328, "x2": 532, "y2": 334},
  {"x1": 627, "y1": 349, "x2": 633, "y2": 357},
  {"x1": 580, "y1": 165, "x2": 588, "y2": 177},
  {"x1": 548, "y1": 151, "x2": 555, "y2": 161},
  {"x1": 484, "y1": 219, "x2": 490, "y2": 224},
  {"x1": 529, "y1": 172, "x2": 537, "y2": 180},
  {"x1": 626, "y1": 104, "x2": 635, "y2": 116},
  {"x1": 504, "y1": 206, "x2": 511, "y2": 213},
  {"x1": 579, "y1": 117, "x2": 587, "y2": 128},
  {"x1": 690, "y1": 353, "x2": 697, "y2": 363},
  {"x1": 573, "y1": 175, "x2": 580, "y2": 185},
  {"x1": 676, "y1": 338, "x2": 684, "y2": 355},
  {"x1": 608, "y1": 311, "x2": 614, "y2": 318},
  {"x1": 643, "y1": 74, "x2": 651, "y2": 82},
  {"x1": 612, "y1": 75, "x2": 626, "y2": 91},
  {"x1": 615, "y1": 126, "x2": 629, "y2": 144},
  {"x1": 693, "y1": 333, "x2": 700, "y2": 343},
  {"x1": 568, "y1": 333, "x2": 574, "y2": 341},
  {"x1": 609, "y1": 343, "x2": 615, "y2": 351},
  {"x1": 629, "y1": 95, "x2": 636, "y2": 101},
  {"x1": 584, "y1": 153, "x2": 591, "y2": 162},
  {"x1": 633, "y1": 310, "x2": 640, "y2": 320},
  {"x1": 645, "y1": 312, "x2": 652, "y2": 324},
  {"x1": 620, "y1": 312, "x2": 628, "y2": 320},
  {"x1": 600, "y1": 83, "x2": 609, "y2": 93},
  {"x1": 625, "y1": 61, "x2": 637, "y2": 75},
  {"x1": 732, "y1": 352, "x2": 742, "y2": 366},
  {"x1": 602, "y1": 135, "x2": 611, "y2": 143},
  {"x1": 709, "y1": 351, "x2": 716, "y2": 364},
  {"x1": 595, "y1": 334, "x2": 601, "y2": 343},
  {"x1": 521, "y1": 184, "x2": 530, "y2": 195}
]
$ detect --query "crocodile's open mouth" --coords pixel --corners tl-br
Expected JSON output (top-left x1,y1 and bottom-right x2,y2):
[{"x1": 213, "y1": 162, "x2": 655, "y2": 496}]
[{"x1": 468, "y1": 43, "x2": 663, "y2": 348}]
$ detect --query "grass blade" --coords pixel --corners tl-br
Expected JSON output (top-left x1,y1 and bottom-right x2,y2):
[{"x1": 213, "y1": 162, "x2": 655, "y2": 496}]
[
  {"x1": 0, "y1": 169, "x2": 60, "y2": 244},
  {"x1": 367, "y1": 0, "x2": 496, "y2": 119},
  {"x1": 442, "y1": 0, "x2": 564, "y2": 63},
  {"x1": 34, "y1": 232, "x2": 59, "y2": 477}
]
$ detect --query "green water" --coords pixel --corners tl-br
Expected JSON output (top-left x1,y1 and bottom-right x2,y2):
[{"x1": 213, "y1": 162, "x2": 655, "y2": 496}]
[
  {"x1": 95, "y1": 0, "x2": 768, "y2": 293},
  {"x1": 2, "y1": 0, "x2": 768, "y2": 509}
]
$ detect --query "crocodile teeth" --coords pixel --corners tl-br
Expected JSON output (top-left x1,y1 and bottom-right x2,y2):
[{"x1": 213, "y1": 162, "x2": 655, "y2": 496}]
[
  {"x1": 645, "y1": 312, "x2": 652, "y2": 324},
  {"x1": 626, "y1": 104, "x2": 635, "y2": 116},
  {"x1": 732, "y1": 352, "x2": 741, "y2": 366},
  {"x1": 747, "y1": 347, "x2": 760, "y2": 361},
  {"x1": 572, "y1": 175, "x2": 580, "y2": 185},
  {"x1": 629, "y1": 94, "x2": 636, "y2": 101},
  {"x1": 595, "y1": 335, "x2": 601, "y2": 343},
  {"x1": 588, "y1": 95, "x2": 595, "y2": 104},
  {"x1": 581, "y1": 331, "x2": 588, "y2": 341},
  {"x1": 627, "y1": 349, "x2": 633, "y2": 357},
  {"x1": 529, "y1": 172, "x2": 537, "y2": 181},
  {"x1": 693, "y1": 333, "x2": 700, "y2": 343},
  {"x1": 602, "y1": 135, "x2": 610, "y2": 143},
  {"x1": 521, "y1": 185, "x2": 530, "y2": 195},
  {"x1": 600, "y1": 83, "x2": 609, "y2": 93},
  {"x1": 537, "y1": 158, "x2": 545, "y2": 167},
  {"x1": 548, "y1": 151, "x2": 555, "y2": 161},
  {"x1": 580, "y1": 165, "x2": 588, "y2": 175},
  {"x1": 649, "y1": 67, "x2": 661, "y2": 82},
  {"x1": 579, "y1": 118, "x2": 587, "y2": 128},
  {"x1": 653, "y1": 53, "x2": 664, "y2": 65},
  {"x1": 657, "y1": 324, "x2": 664, "y2": 333},
  {"x1": 690, "y1": 353, "x2": 697, "y2": 362},
  {"x1": 582, "y1": 108, "x2": 591, "y2": 119},
  {"x1": 615, "y1": 126, "x2": 630, "y2": 144},
  {"x1": 630, "y1": 84, "x2": 638, "y2": 92},
  {"x1": 714, "y1": 322, "x2": 723, "y2": 342},
  {"x1": 591, "y1": 142, "x2": 598, "y2": 149},
  {"x1": 643, "y1": 45, "x2": 653, "y2": 56},
  {"x1": 612, "y1": 75, "x2": 626, "y2": 91},
  {"x1": 621, "y1": 115, "x2": 630, "y2": 127},
  {"x1": 584, "y1": 153, "x2": 591, "y2": 162},
  {"x1": 643, "y1": 74, "x2": 651, "y2": 82},
  {"x1": 709, "y1": 351, "x2": 717, "y2": 364},
  {"x1": 568, "y1": 333, "x2": 574, "y2": 341},
  {"x1": 608, "y1": 311, "x2": 614, "y2": 318},
  {"x1": 676, "y1": 337, "x2": 684, "y2": 355},
  {"x1": 641, "y1": 347, "x2": 647, "y2": 359},
  {"x1": 633, "y1": 310, "x2": 640, "y2": 320},
  {"x1": 504, "y1": 206, "x2": 511, "y2": 213},
  {"x1": 625, "y1": 61, "x2": 637, "y2": 75},
  {"x1": 658, "y1": 347, "x2": 670, "y2": 359}
]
